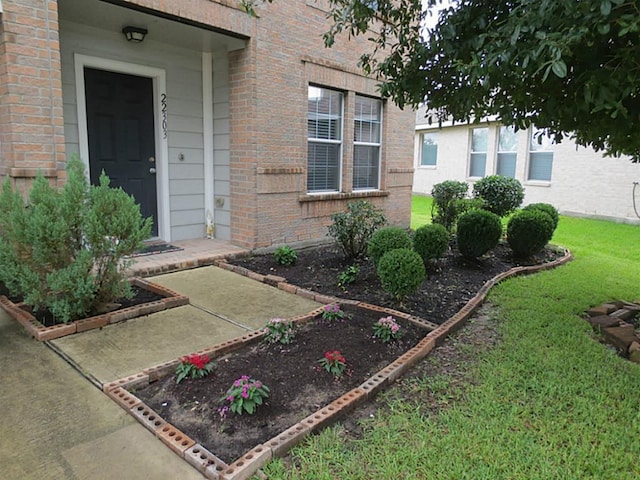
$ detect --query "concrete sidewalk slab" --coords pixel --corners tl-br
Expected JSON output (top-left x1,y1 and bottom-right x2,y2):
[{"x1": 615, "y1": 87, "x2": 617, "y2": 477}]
[
  {"x1": 0, "y1": 310, "x2": 203, "y2": 480},
  {"x1": 50, "y1": 305, "x2": 247, "y2": 385},
  {"x1": 151, "y1": 265, "x2": 321, "y2": 329}
]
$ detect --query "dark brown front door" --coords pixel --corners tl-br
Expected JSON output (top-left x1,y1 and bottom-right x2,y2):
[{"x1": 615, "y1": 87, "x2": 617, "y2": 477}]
[{"x1": 84, "y1": 67, "x2": 158, "y2": 236}]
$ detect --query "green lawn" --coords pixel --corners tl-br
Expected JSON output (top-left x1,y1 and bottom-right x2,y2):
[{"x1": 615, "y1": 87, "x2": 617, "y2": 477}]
[{"x1": 262, "y1": 198, "x2": 640, "y2": 479}]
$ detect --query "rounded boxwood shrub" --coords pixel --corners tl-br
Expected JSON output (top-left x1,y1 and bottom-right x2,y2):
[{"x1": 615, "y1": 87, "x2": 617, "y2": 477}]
[
  {"x1": 507, "y1": 209, "x2": 555, "y2": 258},
  {"x1": 367, "y1": 226, "x2": 412, "y2": 265},
  {"x1": 456, "y1": 209, "x2": 502, "y2": 259},
  {"x1": 413, "y1": 224, "x2": 449, "y2": 262},
  {"x1": 473, "y1": 175, "x2": 524, "y2": 217},
  {"x1": 377, "y1": 248, "x2": 426, "y2": 302},
  {"x1": 523, "y1": 203, "x2": 559, "y2": 231}
]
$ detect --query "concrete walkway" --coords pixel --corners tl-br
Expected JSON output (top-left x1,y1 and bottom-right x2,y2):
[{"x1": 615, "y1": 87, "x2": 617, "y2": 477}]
[{"x1": 0, "y1": 258, "x2": 321, "y2": 479}]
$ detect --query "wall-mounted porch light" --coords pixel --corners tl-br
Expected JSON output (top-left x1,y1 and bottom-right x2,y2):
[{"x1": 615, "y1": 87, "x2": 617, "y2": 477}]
[{"x1": 122, "y1": 26, "x2": 148, "y2": 43}]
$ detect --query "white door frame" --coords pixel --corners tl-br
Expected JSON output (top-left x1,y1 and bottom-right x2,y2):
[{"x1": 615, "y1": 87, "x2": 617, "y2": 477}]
[{"x1": 74, "y1": 53, "x2": 171, "y2": 241}]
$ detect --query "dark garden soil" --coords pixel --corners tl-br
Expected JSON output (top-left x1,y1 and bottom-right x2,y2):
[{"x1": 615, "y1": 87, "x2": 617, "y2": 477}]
[
  {"x1": 135, "y1": 241, "x2": 564, "y2": 464},
  {"x1": 136, "y1": 303, "x2": 428, "y2": 464}
]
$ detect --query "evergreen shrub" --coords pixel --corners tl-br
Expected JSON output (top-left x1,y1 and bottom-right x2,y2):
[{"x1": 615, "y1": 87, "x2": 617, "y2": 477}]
[
  {"x1": 413, "y1": 223, "x2": 449, "y2": 262},
  {"x1": 523, "y1": 203, "x2": 560, "y2": 231},
  {"x1": 507, "y1": 209, "x2": 555, "y2": 258},
  {"x1": 473, "y1": 175, "x2": 524, "y2": 217},
  {"x1": 456, "y1": 209, "x2": 502, "y2": 259},
  {"x1": 367, "y1": 226, "x2": 412, "y2": 265},
  {"x1": 430, "y1": 180, "x2": 469, "y2": 232},
  {"x1": 377, "y1": 248, "x2": 426, "y2": 302}
]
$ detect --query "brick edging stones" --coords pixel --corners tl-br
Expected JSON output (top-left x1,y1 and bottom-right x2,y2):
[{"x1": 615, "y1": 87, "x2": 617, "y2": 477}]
[
  {"x1": 0, "y1": 277, "x2": 189, "y2": 341},
  {"x1": 108, "y1": 246, "x2": 572, "y2": 480}
]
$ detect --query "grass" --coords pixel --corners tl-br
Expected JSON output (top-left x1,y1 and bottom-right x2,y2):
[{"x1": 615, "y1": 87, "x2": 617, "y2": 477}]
[{"x1": 261, "y1": 198, "x2": 640, "y2": 479}]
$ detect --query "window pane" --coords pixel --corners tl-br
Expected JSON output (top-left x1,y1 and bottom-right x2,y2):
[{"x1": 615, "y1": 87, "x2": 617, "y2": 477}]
[
  {"x1": 308, "y1": 142, "x2": 340, "y2": 192},
  {"x1": 469, "y1": 153, "x2": 486, "y2": 177},
  {"x1": 421, "y1": 132, "x2": 438, "y2": 166},
  {"x1": 498, "y1": 125, "x2": 517, "y2": 152},
  {"x1": 353, "y1": 145, "x2": 379, "y2": 189},
  {"x1": 471, "y1": 127, "x2": 488, "y2": 152},
  {"x1": 496, "y1": 152, "x2": 517, "y2": 178},
  {"x1": 308, "y1": 87, "x2": 342, "y2": 140},
  {"x1": 530, "y1": 128, "x2": 554, "y2": 151},
  {"x1": 528, "y1": 152, "x2": 553, "y2": 181},
  {"x1": 354, "y1": 96, "x2": 381, "y2": 143}
]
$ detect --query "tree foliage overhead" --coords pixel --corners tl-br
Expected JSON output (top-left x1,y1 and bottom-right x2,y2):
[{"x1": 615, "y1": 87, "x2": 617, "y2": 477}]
[{"x1": 322, "y1": 0, "x2": 640, "y2": 160}]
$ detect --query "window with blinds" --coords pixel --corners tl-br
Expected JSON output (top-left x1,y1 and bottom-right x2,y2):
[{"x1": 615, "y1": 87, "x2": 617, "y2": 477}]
[
  {"x1": 469, "y1": 127, "x2": 488, "y2": 177},
  {"x1": 528, "y1": 128, "x2": 554, "y2": 181},
  {"x1": 420, "y1": 132, "x2": 438, "y2": 166},
  {"x1": 497, "y1": 125, "x2": 517, "y2": 178},
  {"x1": 307, "y1": 86, "x2": 343, "y2": 192},
  {"x1": 353, "y1": 95, "x2": 381, "y2": 190}
]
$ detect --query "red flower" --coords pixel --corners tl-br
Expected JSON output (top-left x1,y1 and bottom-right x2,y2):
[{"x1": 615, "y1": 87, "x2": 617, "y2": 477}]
[
  {"x1": 324, "y1": 350, "x2": 345, "y2": 363},
  {"x1": 183, "y1": 353, "x2": 210, "y2": 370}
]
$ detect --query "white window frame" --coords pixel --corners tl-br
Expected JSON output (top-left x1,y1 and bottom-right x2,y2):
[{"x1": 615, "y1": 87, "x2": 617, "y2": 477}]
[
  {"x1": 307, "y1": 85, "x2": 344, "y2": 193},
  {"x1": 353, "y1": 94, "x2": 382, "y2": 191},
  {"x1": 420, "y1": 131, "x2": 438, "y2": 167},
  {"x1": 527, "y1": 127, "x2": 554, "y2": 183},
  {"x1": 469, "y1": 127, "x2": 488, "y2": 178},
  {"x1": 496, "y1": 125, "x2": 518, "y2": 178}
]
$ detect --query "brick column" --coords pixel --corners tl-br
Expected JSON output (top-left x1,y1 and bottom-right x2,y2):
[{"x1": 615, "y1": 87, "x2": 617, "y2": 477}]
[{"x1": 0, "y1": 0, "x2": 65, "y2": 191}]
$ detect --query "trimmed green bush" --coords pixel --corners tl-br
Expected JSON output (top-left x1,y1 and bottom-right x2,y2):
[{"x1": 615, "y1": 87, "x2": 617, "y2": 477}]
[
  {"x1": 377, "y1": 248, "x2": 426, "y2": 303},
  {"x1": 430, "y1": 180, "x2": 469, "y2": 232},
  {"x1": 327, "y1": 200, "x2": 387, "y2": 260},
  {"x1": 274, "y1": 245, "x2": 297, "y2": 265},
  {"x1": 507, "y1": 209, "x2": 555, "y2": 258},
  {"x1": 473, "y1": 175, "x2": 524, "y2": 217},
  {"x1": 523, "y1": 203, "x2": 560, "y2": 231},
  {"x1": 413, "y1": 223, "x2": 449, "y2": 261},
  {"x1": 0, "y1": 157, "x2": 152, "y2": 323},
  {"x1": 456, "y1": 209, "x2": 502, "y2": 259},
  {"x1": 367, "y1": 226, "x2": 413, "y2": 265}
]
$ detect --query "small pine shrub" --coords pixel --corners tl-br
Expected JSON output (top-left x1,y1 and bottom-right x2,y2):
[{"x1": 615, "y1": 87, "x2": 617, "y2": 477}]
[
  {"x1": 0, "y1": 157, "x2": 152, "y2": 323},
  {"x1": 507, "y1": 209, "x2": 555, "y2": 258},
  {"x1": 367, "y1": 226, "x2": 412, "y2": 265},
  {"x1": 327, "y1": 200, "x2": 387, "y2": 260},
  {"x1": 413, "y1": 224, "x2": 449, "y2": 262},
  {"x1": 456, "y1": 209, "x2": 502, "y2": 259},
  {"x1": 430, "y1": 180, "x2": 469, "y2": 232},
  {"x1": 523, "y1": 203, "x2": 559, "y2": 231},
  {"x1": 274, "y1": 245, "x2": 297, "y2": 265},
  {"x1": 377, "y1": 248, "x2": 426, "y2": 303},
  {"x1": 473, "y1": 175, "x2": 524, "y2": 217}
]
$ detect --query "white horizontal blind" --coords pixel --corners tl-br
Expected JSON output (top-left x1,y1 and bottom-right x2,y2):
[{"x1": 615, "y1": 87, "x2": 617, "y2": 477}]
[
  {"x1": 307, "y1": 86, "x2": 343, "y2": 192},
  {"x1": 469, "y1": 127, "x2": 488, "y2": 177},
  {"x1": 528, "y1": 128, "x2": 554, "y2": 181},
  {"x1": 497, "y1": 125, "x2": 517, "y2": 178},
  {"x1": 353, "y1": 95, "x2": 381, "y2": 190}
]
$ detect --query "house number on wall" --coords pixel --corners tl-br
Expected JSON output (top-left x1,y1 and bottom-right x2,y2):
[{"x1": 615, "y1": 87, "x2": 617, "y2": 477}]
[{"x1": 161, "y1": 93, "x2": 168, "y2": 139}]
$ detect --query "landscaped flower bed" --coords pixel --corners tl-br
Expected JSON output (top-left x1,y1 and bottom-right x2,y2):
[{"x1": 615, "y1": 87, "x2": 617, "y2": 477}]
[{"x1": 0, "y1": 277, "x2": 188, "y2": 341}]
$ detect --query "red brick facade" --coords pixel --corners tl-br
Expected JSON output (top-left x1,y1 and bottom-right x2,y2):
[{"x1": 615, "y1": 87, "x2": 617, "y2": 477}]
[{"x1": 0, "y1": 0, "x2": 414, "y2": 248}]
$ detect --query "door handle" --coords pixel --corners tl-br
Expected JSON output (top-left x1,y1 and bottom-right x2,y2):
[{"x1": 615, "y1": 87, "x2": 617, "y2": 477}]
[{"x1": 149, "y1": 167, "x2": 156, "y2": 174}]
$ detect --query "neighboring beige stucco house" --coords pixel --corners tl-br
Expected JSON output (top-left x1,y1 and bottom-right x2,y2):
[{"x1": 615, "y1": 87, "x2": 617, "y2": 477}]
[
  {"x1": 0, "y1": 0, "x2": 414, "y2": 248},
  {"x1": 413, "y1": 105, "x2": 640, "y2": 223}
]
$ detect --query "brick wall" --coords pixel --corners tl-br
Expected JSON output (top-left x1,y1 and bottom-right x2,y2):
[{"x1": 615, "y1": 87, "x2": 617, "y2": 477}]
[{"x1": 0, "y1": 0, "x2": 65, "y2": 190}]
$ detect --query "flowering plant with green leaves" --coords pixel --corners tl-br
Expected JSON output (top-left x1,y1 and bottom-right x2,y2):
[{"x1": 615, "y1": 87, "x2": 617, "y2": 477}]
[
  {"x1": 175, "y1": 353, "x2": 215, "y2": 384},
  {"x1": 263, "y1": 318, "x2": 295, "y2": 344},
  {"x1": 373, "y1": 316, "x2": 403, "y2": 343},
  {"x1": 322, "y1": 304, "x2": 349, "y2": 322},
  {"x1": 221, "y1": 375, "x2": 270, "y2": 415},
  {"x1": 318, "y1": 350, "x2": 347, "y2": 378}
]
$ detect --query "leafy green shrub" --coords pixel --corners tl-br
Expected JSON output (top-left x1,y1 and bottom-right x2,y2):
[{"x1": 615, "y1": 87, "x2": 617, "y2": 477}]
[
  {"x1": 473, "y1": 175, "x2": 524, "y2": 217},
  {"x1": 367, "y1": 226, "x2": 412, "y2": 265},
  {"x1": 430, "y1": 180, "x2": 469, "y2": 232},
  {"x1": 327, "y1": 200, "x2": 387, "y2": 260},
  {"x1": 337, "y1": 264, "x2": 359, "y2": 290},
  {"x1": 0, "y1": 157, "x2": 152, "y2": 323},
  {"x1": 523, "y1": 203, "x2": 560, "y2": 231},
  {"x1": 377, "y1": 248, "x2": 426, "y2": 302},
  {"x1": 507, "y1": 209, "x2": 555, "y2": 258},
  {"x1": 274, "y1": 245, "x2": 297, "y2": 265},
  {"x1": 456, "y1": 209, "x2": 502, "y2": 259},
  {"x1": 413, "y1": 223, "x2": 449, "y2": 262}
]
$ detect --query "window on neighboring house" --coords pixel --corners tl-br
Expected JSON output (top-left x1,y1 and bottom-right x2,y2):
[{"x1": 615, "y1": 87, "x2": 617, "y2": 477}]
[
  {"x1": 469, "y1": 127, "x2": 488, "y2": 177},
  {"x1": 307, "y1": 86, "x2": 343, "y2": 192},
  {"x1": 353, "y1": 95, "x2": 382, "y2": 190},
  {"x1": 420, "y1": 132, "x2": 438, "y2": 166},
  {"x1": 497, "y1": 125, "x2": 517, "y2": 178},
  {"x1": 528, "y1": 127, "x2": 554, "y2": 181}
]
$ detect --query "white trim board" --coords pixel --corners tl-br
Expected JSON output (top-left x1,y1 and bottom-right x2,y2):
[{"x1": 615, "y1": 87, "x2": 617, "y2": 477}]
[
  {"x1": 202, "y1": 51, "x2": 215, "y2": 227},
  {"x1": 74, "y1": 53, "x2": 171, "y2": 241}
]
